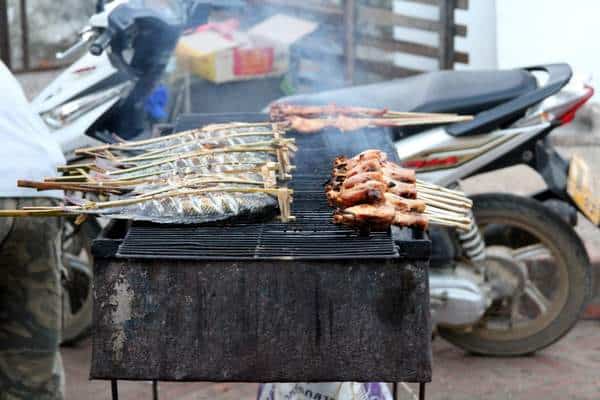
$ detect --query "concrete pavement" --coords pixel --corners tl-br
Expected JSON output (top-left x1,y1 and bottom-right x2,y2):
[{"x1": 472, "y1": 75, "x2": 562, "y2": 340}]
[{"x1": 63, "y1": 320, "x2": 600, "y2": 400}]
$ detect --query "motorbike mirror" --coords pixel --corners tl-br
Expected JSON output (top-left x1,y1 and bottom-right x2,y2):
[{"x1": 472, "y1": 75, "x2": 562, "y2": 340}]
[
  {"x1": 209, "y1": 0, "x2": 246, "y2": 9},
  {"x1": 185, "y1": 0, "x2": 246, "y2": 29},
  {"x1": 190, "y1": 0, "x2": 246, "y2": 12},
  {"x1": 96, "y1": 0, "x2": 106, "y2": 13},
  {"x1": 187, "y1": 3, "x2": 211, "y2": 28}
]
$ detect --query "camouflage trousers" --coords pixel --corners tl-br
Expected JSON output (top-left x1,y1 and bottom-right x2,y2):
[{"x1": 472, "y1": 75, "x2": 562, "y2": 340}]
[{"x1": 0, "y1": 198, "x2": 64, "y2": 400}]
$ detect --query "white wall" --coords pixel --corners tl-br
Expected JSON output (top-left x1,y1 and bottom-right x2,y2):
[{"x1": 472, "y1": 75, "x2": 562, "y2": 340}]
[
  {"x1": 454, "y1": 0, "x2": 497, "y2": 70},
  {"x1": 392, "y1": 0, "x2": 497, "y2": 71},
  {"x1": 391, "y1": 0, "x2": 599, "y2": 101},
  {"x1": 496, "y1": 0, "x2": 600, "y2": 98}
]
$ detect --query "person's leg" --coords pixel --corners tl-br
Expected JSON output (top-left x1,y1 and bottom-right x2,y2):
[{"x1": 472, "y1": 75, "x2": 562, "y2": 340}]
[{"x1": 0, "y1": 198, "x2": 64, "y2": 400}]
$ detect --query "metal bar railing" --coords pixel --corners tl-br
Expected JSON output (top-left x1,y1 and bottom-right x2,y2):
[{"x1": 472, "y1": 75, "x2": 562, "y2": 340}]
[
  {"x1": 20, "y1": 0, "x2": 30, "y2": 70},
  {"x1": 0, "y1": 0, "x2": 10, "y2": 69},
  {"x1": 438, "y1": 0, "x2": 456, "y2": 70}
]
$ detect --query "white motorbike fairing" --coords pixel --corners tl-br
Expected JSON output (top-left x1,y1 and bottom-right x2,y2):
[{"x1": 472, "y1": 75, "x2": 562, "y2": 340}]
[{"x1": 31, "y1": 52, "x2": 117, "y2": 114}]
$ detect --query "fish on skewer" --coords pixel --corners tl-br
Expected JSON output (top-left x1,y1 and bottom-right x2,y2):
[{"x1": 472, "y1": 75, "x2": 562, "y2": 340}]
[
  {"x1": 1, "y1": 123, "x2": 297, "y2": 223},
  {"x1": 1, "y1": 186, "x2": 295, "y2": 224},
  {"x1": 77, "y1": 122, "x2": 288, "y2": 157}
]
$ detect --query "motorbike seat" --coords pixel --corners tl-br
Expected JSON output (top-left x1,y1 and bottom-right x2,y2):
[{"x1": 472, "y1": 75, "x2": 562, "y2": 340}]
[{"x1": 277, "y1": 69, "x2": 538, "y2": 116}]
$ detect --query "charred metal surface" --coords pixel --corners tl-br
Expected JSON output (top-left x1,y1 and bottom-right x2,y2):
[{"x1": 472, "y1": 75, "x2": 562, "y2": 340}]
[{"x1": 91, "y1": 257, "x2": 431, "y2": 382}]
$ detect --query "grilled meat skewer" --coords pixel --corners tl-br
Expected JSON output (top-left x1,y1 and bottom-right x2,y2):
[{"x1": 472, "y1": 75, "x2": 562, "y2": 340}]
[
  {"x1": 337, "y1": 172, "x2": 417, "y2": 197},
  {"x1": 271, "y1": 104, "x2": 473, "y2": 133},
  {"x1": 285, "y1": 115, "x2": 473, "y2": 133},
  {"x1": 327, "y1": 181, "x2": 387, "y2": 208},
  {"x1": 334, "y1": 159, "x2": 416, "y2": 183},
  {"x1": 334, "y1": 150, "x2": 388, "y2": 168},
  {"x1": 270, "y1": 104, "x2": 389, "y2": 120},
  {"x1": 333, "y1": 204, "x2": 429, "y2": 230},
  {"x1": 270, "y1": 103, "x2": 463, "y2": 121},
  {"x1": 383, "y1": 193, "x2": 426, "y2": 213},
  {"x1": 327, "y1": 149, "x2": 472, "y2": 231}
]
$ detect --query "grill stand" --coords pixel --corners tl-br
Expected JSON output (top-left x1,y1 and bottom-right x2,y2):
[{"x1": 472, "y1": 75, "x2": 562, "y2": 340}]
[
  {"x1": 93, "y1": 220, "x2": 431, "y2": 400},
  {"x1": 92, "y1": 114, "x2": 432, "y2": 399}
]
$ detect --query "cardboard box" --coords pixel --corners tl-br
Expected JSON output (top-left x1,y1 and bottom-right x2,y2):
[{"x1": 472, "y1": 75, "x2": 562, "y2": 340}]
[
  {"x1": 248, "y1": 14, "x2": 318, "y2": 75},
  {"x1": 176, "y1": 15, "x2": 317, "y2": 84},
  {"x1": 176, "y1": 30, "x2": 241, "y2": 83}
]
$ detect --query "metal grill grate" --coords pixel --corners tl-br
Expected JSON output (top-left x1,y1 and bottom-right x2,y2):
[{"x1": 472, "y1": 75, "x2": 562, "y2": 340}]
[
  {"x1": 115, "y1": 113, "x2": 405, "y2": 261},
  {"x1": 116, "y1": 185, "x2": 399, "y2": 260}
]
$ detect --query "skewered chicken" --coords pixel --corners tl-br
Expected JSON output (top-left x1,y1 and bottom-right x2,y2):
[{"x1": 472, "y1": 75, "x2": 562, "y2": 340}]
[
  {"x1": 326, "y1": 149, "x2": 473, "y2": 231},
  {"x1": 334, "y1": 157, "x2": 417, "y2": 183},
  {"x1": 270, "y1": 104, "x2": 390, "y2": 120},
  {"x1": 333, "y1": 204, "x2": 429, "y2": 230},
  {"x1": 327, "y1": 181, "x2": 387, "y2": 208},
  {"x1": 270, "y1": 103, "x2": 474, "y2": 133}
]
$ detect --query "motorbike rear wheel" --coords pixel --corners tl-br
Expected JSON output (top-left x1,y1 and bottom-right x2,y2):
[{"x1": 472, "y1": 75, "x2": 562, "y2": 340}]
[{"x1": 439, "y1": 193, "x2": 592, "y2": 356}]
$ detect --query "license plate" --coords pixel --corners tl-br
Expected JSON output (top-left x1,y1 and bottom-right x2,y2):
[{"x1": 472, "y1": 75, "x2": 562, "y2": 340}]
[{"x1": 567, "y1": 155, "x2": 600, "y2": 225}]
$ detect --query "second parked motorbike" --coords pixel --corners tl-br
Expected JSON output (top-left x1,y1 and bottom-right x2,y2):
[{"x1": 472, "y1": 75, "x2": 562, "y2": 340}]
[{"x1": 276, "y1": 64, "x2": 596, "y2": 355}]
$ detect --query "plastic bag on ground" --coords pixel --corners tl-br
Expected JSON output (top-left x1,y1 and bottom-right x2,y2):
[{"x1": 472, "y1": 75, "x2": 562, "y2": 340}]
[{"x1": 257, "y1": 382, "x2": 393, "y2": 400}]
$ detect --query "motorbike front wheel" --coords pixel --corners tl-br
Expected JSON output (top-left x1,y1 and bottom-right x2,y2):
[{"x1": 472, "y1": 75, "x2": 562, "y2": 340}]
[
  {"x1": 61, "y1": 218, "x2": 101, "y2": 345},
  {"x1": 439, "y1": 193, "x2": 592, "y2": 356}
]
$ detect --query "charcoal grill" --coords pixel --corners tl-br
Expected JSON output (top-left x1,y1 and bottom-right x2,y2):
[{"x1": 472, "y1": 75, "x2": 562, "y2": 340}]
[{"x1": 91, "y1": 113, "x2": 432, "y2": 399}]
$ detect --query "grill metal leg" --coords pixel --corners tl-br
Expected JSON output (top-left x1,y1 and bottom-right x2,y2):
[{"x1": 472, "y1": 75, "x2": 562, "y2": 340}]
[
  {"x1": 392, "y1": 382, "x2": 398, "y2": 400},
  {"x1": 111, "y1": 380, "x2": 119, "y2": 400},
  {"x1": 419, "y1": 382, "x2": 426, "y2": 400},
  {"x1": 153, "y1": 380, "x2": 159, "y2": 400}
]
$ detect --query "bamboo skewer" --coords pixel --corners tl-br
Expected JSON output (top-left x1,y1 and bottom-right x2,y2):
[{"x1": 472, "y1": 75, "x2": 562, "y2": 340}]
[
  {"x1": 416, "y1": 180, "x2": 472, "y2": 203},
  {"x1": 0, "y1": 187, "x2": 295, "y2": 221},
  {"x1": 76, "y1": 122, "x2": 283, "y2": 154},
  {"x1": 58, "y1": 139, "x2": 296, "y2": 187},
  {"x1": 4, "y1": 115, "x2": 476, "y2": 230},
  {"x1": 426, "y1": 215, "x2": 470, "y2": 231},
  {"x1": 22, "y1": 164, "x2": 281, "y2": 195},
  {"x1": 415, "y1": 185, "x2": 471, "y2": 205},
  {"x1": 79, "y1": 130, "x2": 285, "y2": 161},
  {"x1": 60, "y1": 142, "x2": 294, "y2": 173},
  {"x1": 288, "y1": 115, "x2": 474, "y2": 130},
  {"x1": 96, "y1": 147, "x2": 282, "y2": 177},
  {"x1": 51, "y1": 161, "x2": 281, "y2": 182},
  {"x1": 93, "y1": 132, "x2": 283, "y2": 162},
  {"x1": 0, "y1": 209, "x2": 75, "y2": 217},
  {"x1": 271, "y1": 104, "x2": 466, "y2": 119},
  {"x1": 416, "y1": 193, "x2": 471, "y2": 212},
  {"x1": 4, "y1": 121, "x2": 297, "y2": 223},
  {"x1": 112, "y1": 138, "x2": 296, "y2": 164}
]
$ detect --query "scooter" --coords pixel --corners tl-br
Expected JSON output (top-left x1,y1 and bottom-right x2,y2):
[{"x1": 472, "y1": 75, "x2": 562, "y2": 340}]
[
  {"x1": 19, "y1": 0, "x2": 239, "y2": 343},
  {"x1": 275, "y1": 64, "x2": 597, "y2": 355},
  {"x1": 30, "y1": 0, "x2": 187, "y2": 160}
]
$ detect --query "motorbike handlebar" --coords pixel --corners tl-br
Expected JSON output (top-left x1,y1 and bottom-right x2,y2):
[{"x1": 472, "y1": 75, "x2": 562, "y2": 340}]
[
  {"x1": 89, "y1": 29, "x2": 113, "y2": 56},
  {"x1": 56, "y1": 36, "x2": 90, "y2": 60},
  {"x1": 96, "y1": 0, "x2": 105, "y2": 13}
]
